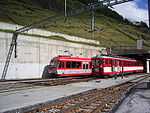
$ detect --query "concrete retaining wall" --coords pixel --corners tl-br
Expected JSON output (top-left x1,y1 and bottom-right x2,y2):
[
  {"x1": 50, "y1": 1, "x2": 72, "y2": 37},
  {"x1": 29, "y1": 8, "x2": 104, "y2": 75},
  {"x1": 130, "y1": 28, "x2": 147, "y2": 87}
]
[
  {"x1": 0, "y1": 22, "x2": 99, "y2": 44},
  {"x1": 0, "y1": 31, "x2": 106, "y2": 79}
]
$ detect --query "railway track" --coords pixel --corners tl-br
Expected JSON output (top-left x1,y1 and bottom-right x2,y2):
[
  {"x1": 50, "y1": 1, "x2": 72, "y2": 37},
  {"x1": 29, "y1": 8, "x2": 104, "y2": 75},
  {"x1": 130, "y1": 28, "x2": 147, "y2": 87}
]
[
  {"x1": 0, "y1": 76, "x2": 97, "y2": 93},
  {"x1": 25, "y1": 74, "x2": 149, "y2": 113}
]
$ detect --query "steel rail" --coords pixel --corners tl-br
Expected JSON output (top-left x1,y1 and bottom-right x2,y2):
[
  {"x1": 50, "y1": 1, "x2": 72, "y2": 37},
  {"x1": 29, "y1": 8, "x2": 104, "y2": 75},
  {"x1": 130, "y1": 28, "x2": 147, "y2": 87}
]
[
  {"x1": 25, "y1": 74, "x2": 149, "y2": 113},
  {"x1": 58, "y1": 87, "x2": 125, "y2": 113},
  {"x1": 0, "y1": 77, "x2": 97, "y2": 93}
]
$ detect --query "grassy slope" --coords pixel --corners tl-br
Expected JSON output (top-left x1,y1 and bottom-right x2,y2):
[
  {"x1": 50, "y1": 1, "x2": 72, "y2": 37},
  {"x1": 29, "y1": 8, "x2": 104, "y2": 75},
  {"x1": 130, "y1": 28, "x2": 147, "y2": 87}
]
[{"x1": 0, "y1": 0, "x2": 149, "y2": 49}]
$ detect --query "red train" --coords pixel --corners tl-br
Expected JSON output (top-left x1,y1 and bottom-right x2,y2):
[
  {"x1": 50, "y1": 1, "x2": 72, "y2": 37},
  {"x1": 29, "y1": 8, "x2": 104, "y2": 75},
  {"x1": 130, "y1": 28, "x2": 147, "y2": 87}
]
[
  {"x1": 48, "y1": 55, "x2": 144, "y2": 77},
  {"x1": 92, "y1": 55, "x2": 144, "y2": 77},
  {"x1": 48, "y1": 55, "x2": 92, "y2": 77}
]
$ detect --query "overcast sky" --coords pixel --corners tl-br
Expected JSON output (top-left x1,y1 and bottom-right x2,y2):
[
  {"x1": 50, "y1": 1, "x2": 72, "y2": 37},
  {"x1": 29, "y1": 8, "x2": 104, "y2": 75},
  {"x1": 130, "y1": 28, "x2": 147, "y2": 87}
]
[{"x1": 113, "y1": 0, "x2": 149, "y2": 26}]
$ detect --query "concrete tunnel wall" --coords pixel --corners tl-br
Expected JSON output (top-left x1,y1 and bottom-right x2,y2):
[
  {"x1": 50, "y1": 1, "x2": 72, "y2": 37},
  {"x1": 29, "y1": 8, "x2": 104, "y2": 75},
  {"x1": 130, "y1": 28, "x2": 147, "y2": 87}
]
[{"x1": 0, "y1": 31, "x2": 106, "y2": 79}]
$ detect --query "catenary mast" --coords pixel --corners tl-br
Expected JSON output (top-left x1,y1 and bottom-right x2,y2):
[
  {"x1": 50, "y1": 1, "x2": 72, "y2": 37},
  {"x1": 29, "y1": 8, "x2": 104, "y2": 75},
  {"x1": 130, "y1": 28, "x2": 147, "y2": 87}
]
[{"x1": 148, "y1": 0, "x2": 150, "y2": 33}]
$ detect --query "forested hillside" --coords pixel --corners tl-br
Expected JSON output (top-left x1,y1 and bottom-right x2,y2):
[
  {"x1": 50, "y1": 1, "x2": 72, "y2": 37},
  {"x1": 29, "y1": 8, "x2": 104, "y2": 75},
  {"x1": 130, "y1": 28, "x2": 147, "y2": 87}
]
[{"x1": 0, "y1": 0, "x2": 149, "y2": 49}]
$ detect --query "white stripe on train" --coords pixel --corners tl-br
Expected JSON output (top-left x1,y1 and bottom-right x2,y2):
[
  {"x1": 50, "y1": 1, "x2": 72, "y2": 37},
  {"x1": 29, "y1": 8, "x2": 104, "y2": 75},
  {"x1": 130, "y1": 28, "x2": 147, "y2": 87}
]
[{"x1": 57, "y1": 69, "x2": 92, "y2": 74}]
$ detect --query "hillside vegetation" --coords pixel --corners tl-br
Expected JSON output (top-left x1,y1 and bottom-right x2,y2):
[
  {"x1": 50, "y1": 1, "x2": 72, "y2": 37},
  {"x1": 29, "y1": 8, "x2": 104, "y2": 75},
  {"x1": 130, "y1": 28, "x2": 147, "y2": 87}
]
[{"x1": 0, "y1": 0, "x2": 149, "y2": 49}]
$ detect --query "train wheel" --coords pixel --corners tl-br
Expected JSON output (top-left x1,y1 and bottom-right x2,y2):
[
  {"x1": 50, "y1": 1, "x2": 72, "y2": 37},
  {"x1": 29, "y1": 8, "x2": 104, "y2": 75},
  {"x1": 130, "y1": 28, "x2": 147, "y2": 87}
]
[{"x1": 94, "y1": 74, "x2": 103, "y2": 78}]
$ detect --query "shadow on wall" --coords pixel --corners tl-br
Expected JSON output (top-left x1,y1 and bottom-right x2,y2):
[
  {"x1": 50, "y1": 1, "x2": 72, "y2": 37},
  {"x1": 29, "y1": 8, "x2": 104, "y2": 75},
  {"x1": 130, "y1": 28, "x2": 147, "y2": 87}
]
[{"x1": 42, "y1": 65, "x2": 50, "y2": 78}]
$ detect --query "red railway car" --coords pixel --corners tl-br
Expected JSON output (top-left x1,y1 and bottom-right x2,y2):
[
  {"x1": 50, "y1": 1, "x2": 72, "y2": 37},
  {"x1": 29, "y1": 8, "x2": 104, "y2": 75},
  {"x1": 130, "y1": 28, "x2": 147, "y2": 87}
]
[
  {"x1": 92, "y1": 56, "x2": 144, "y2": 77},
  {"x1": 48, "y1": 55, "x2": 92, "y2": 77}
]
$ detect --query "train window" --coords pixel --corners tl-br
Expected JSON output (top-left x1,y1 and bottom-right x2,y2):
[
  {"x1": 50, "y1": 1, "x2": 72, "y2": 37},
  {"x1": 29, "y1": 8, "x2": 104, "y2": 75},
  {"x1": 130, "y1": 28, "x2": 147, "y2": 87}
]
[
  {"x1": 66, "y1": 61, "x2": 71, "y2": 68},
  {"x1": 127, "y1": 62, "x2": 128, "y2": 66},
  {"x1": 113, "y1": 60, "x2": 115, "y2": 65},
  {"x1": 83, "y1": 64, "x2": 88, "y2": 69},
  {"x1": 72, "y1": 62, "x2": 77, "y2": 68},
  {"x1": 96, "y1": 59, "x2": 99, "y2": 66},
  {"x1": 59, "y1": 61, "x2": 64, "y2": 68},
  {"x1": 83, "y1": 64, "x2": 85, "y2": 69},
  {"x1": 119, "y1": 61, "x2": 122, "y2": 66},
  {"x1": 72, "y1": 62, "x2": 81, "y2": 68},
  {"x1": 83, "y1": 64, "x2": 86, "y2": 69},
  {"x1": 124, "y1": 61, "x2": 127, "y2": 66},
  {"x1": 92, "y1": 60, "x2": 95, "y2": 66},
  {"x1": 126, "y1": 61, "x2": 128, "y2": 66},
  {"x1": 99, "y1": 59, "x2": 103, "y2": 65},
  {"x1": 117, "y1": 61, "x2": 120, "y2": 66},
  {"x1": 66, "y1": 61, "x2": 81, "y2": 68},
  {"x1": 86, "y1": 64, "x2": 88, "y2": 69},
  {"x1": 105, "y1": 59, "x2": 108, "y2": 65},
  {"x1": 76, "y1": 62, "x2": 81, "y2": 68},
  {"x1": 111, "y1": 60, "x2": 115, "y2": 65},
  {"x1": 50, "y1": 60, "x2": 58, "y2": 68},
  {"x1": 124, "y1": 61, "x2": 125, "y2": 66}
]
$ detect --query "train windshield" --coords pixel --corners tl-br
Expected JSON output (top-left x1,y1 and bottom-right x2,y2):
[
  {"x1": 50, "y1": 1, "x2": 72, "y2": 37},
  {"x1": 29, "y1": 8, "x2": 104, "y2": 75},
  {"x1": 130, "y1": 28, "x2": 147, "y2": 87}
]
[{"x1": 50, "y1": 60, "x2": 59, "y2": 68}]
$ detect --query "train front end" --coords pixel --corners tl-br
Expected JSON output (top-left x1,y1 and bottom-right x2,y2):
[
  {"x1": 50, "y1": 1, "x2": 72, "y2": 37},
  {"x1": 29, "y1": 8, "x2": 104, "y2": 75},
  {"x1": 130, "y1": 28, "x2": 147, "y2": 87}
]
[
  {"x1": 48, "y1": 57, "x2": 59, "y2": 77},
  {"x1": 48, "y1": 55, "x2": 92, "y2": 77}
]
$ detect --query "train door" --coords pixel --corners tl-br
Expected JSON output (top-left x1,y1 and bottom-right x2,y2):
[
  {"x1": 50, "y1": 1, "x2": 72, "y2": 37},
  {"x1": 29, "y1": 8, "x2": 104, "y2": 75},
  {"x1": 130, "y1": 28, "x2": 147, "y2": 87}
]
[
  {"x1": 116, "y1": 60, "x2": 121, "y2": 73},
  {"x1": 58, "y1": 60, "x2": 65, "y2": 75},
  {"x1": 83, "y1": 62, "x2": 89, "y2": 73},
  {"x1": 111, "y1": 60, "x2": 115, "y2": 72}
]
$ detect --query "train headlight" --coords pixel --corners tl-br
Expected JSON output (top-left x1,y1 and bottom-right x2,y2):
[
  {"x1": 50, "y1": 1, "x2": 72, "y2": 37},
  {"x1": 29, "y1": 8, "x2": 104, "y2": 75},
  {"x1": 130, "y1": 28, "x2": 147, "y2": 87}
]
[{"x1": 48, "y1": 70, "x2": 52, "y2": 73}]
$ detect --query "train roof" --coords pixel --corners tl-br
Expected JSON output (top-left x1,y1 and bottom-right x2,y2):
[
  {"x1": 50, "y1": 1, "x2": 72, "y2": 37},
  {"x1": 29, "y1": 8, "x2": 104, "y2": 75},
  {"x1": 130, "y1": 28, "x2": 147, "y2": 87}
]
[
  {"x1": 51, "y1": 55, "x2": 91, "y2": 61},
  {"x1": 92, "y1": 55, "x2": 138, "y2": 62}
]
